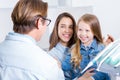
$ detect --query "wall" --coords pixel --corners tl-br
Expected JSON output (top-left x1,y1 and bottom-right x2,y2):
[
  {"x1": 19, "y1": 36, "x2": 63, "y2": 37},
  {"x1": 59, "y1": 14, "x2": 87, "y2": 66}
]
[
  {"x1": 93, "y1": 0, "x2": 120, "y2": 40},
  {"x1": 0, "y1": 8, "x2": 13, "y2": 42},
  {"x1": 72, "y1": 0, "x2": 120, "y2": 39}
]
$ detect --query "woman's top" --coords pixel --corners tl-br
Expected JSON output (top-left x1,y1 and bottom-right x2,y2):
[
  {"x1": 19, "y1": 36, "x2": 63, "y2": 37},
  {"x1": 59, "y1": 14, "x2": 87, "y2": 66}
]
[{"x1": 48, "y1": 42, "x2": 72, "y2": 79}]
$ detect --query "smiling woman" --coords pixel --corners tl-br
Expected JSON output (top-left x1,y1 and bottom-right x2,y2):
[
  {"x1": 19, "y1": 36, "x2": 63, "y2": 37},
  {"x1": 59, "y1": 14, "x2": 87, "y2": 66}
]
[{"x1": 48, "y1": 12, "x2": 77, "y2": 80}]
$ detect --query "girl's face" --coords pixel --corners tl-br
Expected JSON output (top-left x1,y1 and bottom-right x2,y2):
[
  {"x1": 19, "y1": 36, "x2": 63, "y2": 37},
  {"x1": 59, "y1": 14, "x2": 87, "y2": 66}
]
[
  {"x1": 58, "y1": 17, "x2": 73, "y2": 46},
  {"x1": 77, "y1": 21, "x2": 94, "y2": 46}
]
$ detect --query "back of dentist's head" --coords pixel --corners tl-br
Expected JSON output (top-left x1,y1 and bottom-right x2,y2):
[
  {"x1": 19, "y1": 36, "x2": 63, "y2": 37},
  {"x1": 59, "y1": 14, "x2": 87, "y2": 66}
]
[{"x1": 11, "y1": 0, "x2": 48, "y2": 34}]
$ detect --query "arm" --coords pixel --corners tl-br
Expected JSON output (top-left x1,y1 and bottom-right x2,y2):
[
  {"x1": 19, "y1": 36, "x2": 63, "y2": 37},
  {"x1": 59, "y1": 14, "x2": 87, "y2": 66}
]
[{"x1": 78, "y1": 68, "x2": 95, "y2": 80}]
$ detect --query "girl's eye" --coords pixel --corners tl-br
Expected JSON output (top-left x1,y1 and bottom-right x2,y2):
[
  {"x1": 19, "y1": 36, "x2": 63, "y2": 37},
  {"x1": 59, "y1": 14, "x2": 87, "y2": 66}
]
[
  {"x1": 86, "y1": 30, "x2": 89, "y2": 32},
  {"x1": 78, "y1": 29, "x2": 82, "y2": 31}
]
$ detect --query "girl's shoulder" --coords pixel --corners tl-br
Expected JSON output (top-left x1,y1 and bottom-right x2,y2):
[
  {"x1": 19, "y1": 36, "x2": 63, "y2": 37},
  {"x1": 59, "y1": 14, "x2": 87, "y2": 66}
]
[{"x1": 97, "y1": 43, "x2": 105, "y2": 51}]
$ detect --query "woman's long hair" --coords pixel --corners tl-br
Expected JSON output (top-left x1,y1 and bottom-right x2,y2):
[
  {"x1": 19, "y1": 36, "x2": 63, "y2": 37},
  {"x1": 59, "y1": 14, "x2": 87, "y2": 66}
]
[{"x1": 49, "y1": 12, "x2": 77, "y2": 50}]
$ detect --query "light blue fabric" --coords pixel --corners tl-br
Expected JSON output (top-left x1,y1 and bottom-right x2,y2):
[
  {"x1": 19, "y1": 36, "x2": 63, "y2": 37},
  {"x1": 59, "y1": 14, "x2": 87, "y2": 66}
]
[
  {"x1": 48, "y1": 43, "x2": 71, "y2": 80},
  {"x1": 48, "y1": 42, "x2": 69, "y2": 63},
  {"x1": 0, "y1": 32, "x2": 65, "y2": 80}
]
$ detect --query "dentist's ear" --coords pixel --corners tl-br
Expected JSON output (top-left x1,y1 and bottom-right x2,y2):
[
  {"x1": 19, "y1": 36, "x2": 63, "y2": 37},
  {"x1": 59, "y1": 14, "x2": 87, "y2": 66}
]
[{"x1": 36, "y1": 18, "x2": 43, "y2": 29}]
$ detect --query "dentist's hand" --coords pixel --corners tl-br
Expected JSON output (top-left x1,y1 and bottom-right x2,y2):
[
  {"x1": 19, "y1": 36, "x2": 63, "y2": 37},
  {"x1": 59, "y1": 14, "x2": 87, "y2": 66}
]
[{"x1": 104, "y1": 34, "x2": 114, "y2": 46}]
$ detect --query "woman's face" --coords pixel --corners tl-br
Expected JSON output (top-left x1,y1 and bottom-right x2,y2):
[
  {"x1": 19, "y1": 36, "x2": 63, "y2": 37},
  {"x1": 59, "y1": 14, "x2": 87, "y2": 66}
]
[
  {"x1": 58, "y1": 17, "x2": 73, "y2": 46},
  {"x1": 77, "y1": 21, "x2": 94, "y2": 46}
]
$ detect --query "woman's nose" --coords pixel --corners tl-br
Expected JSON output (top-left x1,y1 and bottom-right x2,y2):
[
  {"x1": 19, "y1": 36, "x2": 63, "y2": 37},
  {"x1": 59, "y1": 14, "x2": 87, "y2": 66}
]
[{"x1": 65, "y1": 27, "x2": 71, "y2": 32}]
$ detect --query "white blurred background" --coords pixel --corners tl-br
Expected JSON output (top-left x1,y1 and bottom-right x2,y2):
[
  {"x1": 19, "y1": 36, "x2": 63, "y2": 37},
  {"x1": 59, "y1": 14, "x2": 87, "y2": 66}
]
[{"x1": 0, "y1": 0, "x2": 120, "y2": 49}]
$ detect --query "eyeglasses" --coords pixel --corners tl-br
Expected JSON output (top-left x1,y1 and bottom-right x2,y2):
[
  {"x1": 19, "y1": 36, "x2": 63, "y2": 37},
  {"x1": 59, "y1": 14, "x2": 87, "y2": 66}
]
[{"x1": 39, "y1": 15, "x2": 51, "y2": 26}]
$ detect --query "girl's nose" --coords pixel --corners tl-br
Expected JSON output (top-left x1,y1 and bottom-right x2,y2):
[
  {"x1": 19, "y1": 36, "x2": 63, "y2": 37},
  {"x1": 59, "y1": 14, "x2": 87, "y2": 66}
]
[{"x1": 81, "y1": 31, "x2": 86, "y2": 35}]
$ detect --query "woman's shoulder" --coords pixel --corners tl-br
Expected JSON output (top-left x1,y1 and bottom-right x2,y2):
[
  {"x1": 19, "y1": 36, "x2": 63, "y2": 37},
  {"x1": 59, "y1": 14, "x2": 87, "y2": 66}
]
[{"x1": 48, "y1": 47, "x2": 60, "y2": 56}]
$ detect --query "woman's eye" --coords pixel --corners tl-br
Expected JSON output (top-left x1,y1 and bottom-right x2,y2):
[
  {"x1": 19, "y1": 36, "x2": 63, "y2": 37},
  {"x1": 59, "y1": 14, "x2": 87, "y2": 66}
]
[
  {"x1": 69, "y1": 26, "x2": 73, "y2": 29},
  {"x1": 60, "y1": 25, "x2": 65, "y2": 28}
]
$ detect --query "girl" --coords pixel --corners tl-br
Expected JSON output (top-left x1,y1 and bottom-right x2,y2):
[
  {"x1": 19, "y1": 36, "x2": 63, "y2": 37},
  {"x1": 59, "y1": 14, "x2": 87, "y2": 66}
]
[
  {"x1": 48, "y1": 12, "x2": 94, "y2": 80},
  {"x1": 62, "y1": 13, "x2": 111, "y2": 80}
]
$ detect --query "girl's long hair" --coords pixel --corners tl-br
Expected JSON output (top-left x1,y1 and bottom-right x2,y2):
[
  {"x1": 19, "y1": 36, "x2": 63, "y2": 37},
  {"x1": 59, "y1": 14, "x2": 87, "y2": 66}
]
[{"x1": 71, "y1": 14, "x2": 103, "y2": 68}]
